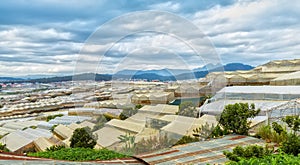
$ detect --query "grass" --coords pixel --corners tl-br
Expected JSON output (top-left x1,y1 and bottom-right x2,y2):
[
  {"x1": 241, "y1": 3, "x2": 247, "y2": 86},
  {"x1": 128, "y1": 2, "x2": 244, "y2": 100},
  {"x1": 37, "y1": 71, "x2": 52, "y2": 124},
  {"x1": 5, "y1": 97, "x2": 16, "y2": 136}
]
[{"x1": 28, "y1": 147, "x2": 130, "y2": 161}]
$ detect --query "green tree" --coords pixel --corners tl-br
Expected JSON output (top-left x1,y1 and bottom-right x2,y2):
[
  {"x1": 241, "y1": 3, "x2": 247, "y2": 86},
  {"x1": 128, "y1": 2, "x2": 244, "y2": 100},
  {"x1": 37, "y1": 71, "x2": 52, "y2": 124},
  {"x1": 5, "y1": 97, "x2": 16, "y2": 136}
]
[
  {"x1": 223, "y1": 145, "x2": 273, "y2": 162},
  {"x1": 282, "y1": 115, "x2": 300, "y2": 134},
  {"x1": 135, "y1": 104, "x2": 143, "y2": 109},
  {"x1": 0, "y1": 143, "x2": 9, "y2": 152},
  {"x1": 280, "y1": 115, "x2": 300, "y2": 156},
  {"x1": 70, "y1": 127, "x2": 96, "y2": 149},
  {"x1": 178, "y1": 101, "x2": 198, "y2": 117},
  {"x1": 219, "y1": 103, "x2": 260, "y2": 135}
]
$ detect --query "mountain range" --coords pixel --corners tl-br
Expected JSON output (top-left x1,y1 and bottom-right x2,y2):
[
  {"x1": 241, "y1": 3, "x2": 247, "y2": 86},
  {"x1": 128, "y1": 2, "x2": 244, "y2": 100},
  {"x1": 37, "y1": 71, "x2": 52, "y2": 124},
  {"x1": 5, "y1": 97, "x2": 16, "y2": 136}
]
[{"x1": 0, "y1": 63, "x2": 253, "y2": 83}]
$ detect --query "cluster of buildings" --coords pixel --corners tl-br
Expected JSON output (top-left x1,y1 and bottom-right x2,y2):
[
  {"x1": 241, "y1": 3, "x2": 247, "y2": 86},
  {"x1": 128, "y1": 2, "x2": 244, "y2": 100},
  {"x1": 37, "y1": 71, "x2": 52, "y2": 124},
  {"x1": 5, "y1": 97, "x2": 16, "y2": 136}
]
[
  {"x1": 202, "y1": 59, "x2": 300, "y2": 86},
  {"x1": 0, "y1": 58, "x2": 299, "y2": 155}
]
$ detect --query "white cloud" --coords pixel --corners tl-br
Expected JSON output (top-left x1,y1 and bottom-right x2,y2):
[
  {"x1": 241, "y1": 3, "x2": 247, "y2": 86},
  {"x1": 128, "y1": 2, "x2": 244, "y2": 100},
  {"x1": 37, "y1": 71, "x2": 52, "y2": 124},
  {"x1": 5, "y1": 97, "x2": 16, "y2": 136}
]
[
  {"x1": 149, "y1": 1, "x2": 181, "y2": 12},
  {"x1": 1, "y1": 0, "x2": 300, "y2": 76},
  {"x1": 191, "y1": 0, "x2": 300, "y2": 64}
]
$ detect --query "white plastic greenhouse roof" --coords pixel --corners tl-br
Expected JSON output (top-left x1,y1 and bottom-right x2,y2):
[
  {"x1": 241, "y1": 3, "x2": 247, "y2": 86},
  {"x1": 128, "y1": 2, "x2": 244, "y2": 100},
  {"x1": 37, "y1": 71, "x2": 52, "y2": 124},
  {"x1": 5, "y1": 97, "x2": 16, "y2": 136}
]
[
  {"x1": 0, "y1": 128, "x2": 52, "y2": 152},
  {"x1": 200, "y1": 100, "x2": 288, "y2": 114},
  {"x1": 126, "y1": 112, "x2": 163, "y2": 124},
  {"x1": 48, "y1": 116, "x2": 91, "y2": 125},
  {"x1": 272, "y1": 71, "x2": 300, "y2": 81},
  {"x1": 161, "y1": 115, "x2": 218, "y2": 136},
  {"x1": 94, "y1": 126, "x2": 127, "y2": 148},
  {"x1": 139, "y1": 104, "x2": 179, "y2": 114},
  {"x1": 0, "y1": 132, "x2": 32, "y2": 152},
  {"x1": 105, "y1": 119, "x2": 144, "y2": 133},
  {"x1": 217, "y1": 86, "x2": 300, "y2": 95}
]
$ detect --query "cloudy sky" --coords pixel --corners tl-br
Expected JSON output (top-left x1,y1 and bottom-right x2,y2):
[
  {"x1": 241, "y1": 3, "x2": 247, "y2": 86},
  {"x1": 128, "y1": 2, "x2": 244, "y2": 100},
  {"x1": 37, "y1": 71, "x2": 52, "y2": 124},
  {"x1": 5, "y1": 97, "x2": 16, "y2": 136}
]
[{"x1": 0, "y1": 0, "x2": 299, "y2": 76}]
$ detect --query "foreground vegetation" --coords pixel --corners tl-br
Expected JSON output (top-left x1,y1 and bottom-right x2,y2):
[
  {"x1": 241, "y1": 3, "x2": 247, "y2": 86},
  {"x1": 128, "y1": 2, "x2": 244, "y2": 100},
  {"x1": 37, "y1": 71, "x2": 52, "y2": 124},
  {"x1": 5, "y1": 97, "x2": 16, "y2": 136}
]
[
  {"x1": 224, "y1": 115, "x2": 300, "y2": 164},
  {"x1": 28, "y1": 148, "x2": 129, "y2": 161},
  {"x1": 226, "y1": 152, "x2": 300, "y2": 165}
]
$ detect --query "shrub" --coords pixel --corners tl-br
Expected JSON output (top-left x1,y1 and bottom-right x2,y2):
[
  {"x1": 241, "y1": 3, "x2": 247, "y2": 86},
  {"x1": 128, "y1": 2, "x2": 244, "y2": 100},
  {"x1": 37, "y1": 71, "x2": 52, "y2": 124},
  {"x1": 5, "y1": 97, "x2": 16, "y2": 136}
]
[
  {"x1": 282, "y1": 115, "x2": 300, "y2": 133},
  {"x1": 29, "y1": 125, "x2": 37, "y2": 129},
  {"x1": 256, "y1": 124, "x2": 287, "y2": 143},
  {"x1": 223, "y1": 145, "x2": 273, "y2": 162},
  {"x1": 28, "y1": 148, "x2": 128, "y2": 161},
  {"x1": 210, "y1": 125, "x2": 229, "y2": 138},
  {"x1": 279, "y1": 115, "x2": 300, "y2": 156},
  {"x1": 280, "y1": 133, "x2": 300, "y2": 156},
  {"x1": 103, "y1": 113, "x2": 119, "y2": 121},
  {"x1": 272, "y1": 122, "x2": 284, "y2": 134},
  {"x1": 46, "y1": 114, "x2": 63, "y2": 122},
  {"x1": 219, "y1": 103, "x2": 260, "y2": 135},
  {"x1": 226, "y1": 152, "x2": 300, "y2": 165},
  {"x1": 175, "y1": 135, "x2": 199, "y2": 145},
  {"x1": 119, "y1": 109, "x2": 138, "y2": 120},
  {"x1": 0, "y1": 143, "x2": 9, "y2": 152},
  {"x1": 135, "y1": 104, "x2": 143, "y2": 109},
  {"x1": 70, "y1": 127, "x2": 96, "y2": 149},
  {"x1": 46, "y1": 145, "x2": 65, "y2": 151},
  {"x1": 50, "y1": 124, "x2": 58, "y2": 132}
]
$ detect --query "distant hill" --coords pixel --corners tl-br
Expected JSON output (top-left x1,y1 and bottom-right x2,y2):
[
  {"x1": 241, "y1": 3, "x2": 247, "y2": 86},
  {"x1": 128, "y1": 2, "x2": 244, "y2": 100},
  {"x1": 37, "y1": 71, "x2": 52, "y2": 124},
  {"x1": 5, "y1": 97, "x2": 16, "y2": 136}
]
[
  {"x1": 115, "y1": 63, "x2": 253, "y2": 80},
  {"x1": 0, "y1": 77, "x2": 24, "y2": 82},
  {"x1": 115, "y1": 68, "x2": 190, "y2": 77},
  {"x1": 3, "y1": 63, "x2": 253, "y2": 83},
  {"x1": 223, "y1": 63, "x2": 254, "y2": 71},
  {"x1": 12, "y1": 73, "x2": 112, "y2": 83}
]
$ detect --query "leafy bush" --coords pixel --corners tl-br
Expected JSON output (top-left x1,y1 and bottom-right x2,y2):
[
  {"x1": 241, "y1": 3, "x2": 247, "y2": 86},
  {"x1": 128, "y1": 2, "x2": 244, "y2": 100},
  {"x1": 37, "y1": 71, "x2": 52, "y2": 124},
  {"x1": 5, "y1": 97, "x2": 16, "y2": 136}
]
[
  {"x1": 223, "y1": 145, "x2": 273, "y2": 162},
  {"x1": 272, "y1": 122, "x2": 284, "y2": 134},
  {"x1": 119, "y1": 109, "x2": 138, "y2": 120},
  {"x1": 226, "y1": 152, "x2": 300, "y2": 165},
  {"x1": 50, "y1": 124, "x2": 58, "y2": 132},
  {"x1": 256, "y1": 124, "x2": 287, "y2": 143},
  {"x1": 46, "y1": 114, "x2": 63, "y2": 122},
  {"x1": 29, "y1": 125, "x2": 37, "y2": 129},
  {"x1": 70, "y1": 127, "x2": 96, "y2": 149},
  {"x1": 282, "y1": 115, "x2": 300, "y2": 133},
  {"x1": 28, "y1": 148, "x2": 128, "y2": 161},
  {"x1": 281, "y1": 133, "x2": 300, "y2": 156},
  {"x1": 46, "y1": 145, "x2": 65, "y2": 152},
  {"x1": 135, "y1": 104, "x2": 143, "y2": 109},
  {"x1": 0, "y1": 143, "x2": 9, "y2": 152},
  {"x1": 219, "y1": 103, "x2": 260, "y2": 135},
  {"x1": 210, "y1": 125, "x2": 229, "y2": 138},
  {"x1": 174, "y1": 135, "x2": 199, "y2": 145},
  {"x1": 103, "y1": 113, "x2": 119, "y2": 121}
]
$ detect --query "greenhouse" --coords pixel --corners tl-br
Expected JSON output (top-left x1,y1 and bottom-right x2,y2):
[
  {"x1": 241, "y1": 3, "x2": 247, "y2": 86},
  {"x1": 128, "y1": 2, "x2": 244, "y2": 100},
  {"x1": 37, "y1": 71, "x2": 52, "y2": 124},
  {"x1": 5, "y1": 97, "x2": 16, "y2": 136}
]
[
  {"x1": 131, "y1": 92, "x2": 174, "y2": 104},
  {"x1": 94, "y1": 126, "x2": 127, "y2": 149},
  {"x1": 105, "y1": 119, "x2": 144, "y2": 133},
  {"x1": 48, "y1": 115, "x2": 91, "y2": 125},
  {"x1": 161, "y1": 114, "x2": 217, "y2": 138},
  {"x1": 0, "y1": 128, "x2": 51, "y2": 153},
  {"x1": 211, "y1": 86, "x2": 300, "y2": 101},
  {"x1": 34, "y1": 137, "x2": 55, "y2": 152},
  {"x1": 200, "y1": 100, "x2": 288, "y2": 115},
  {"x1": 53, "y1": 124, "x2": 73, "y2": 140},
  {"x1": 270, "y1": 71, "x2": 300, "y2": 85}
]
